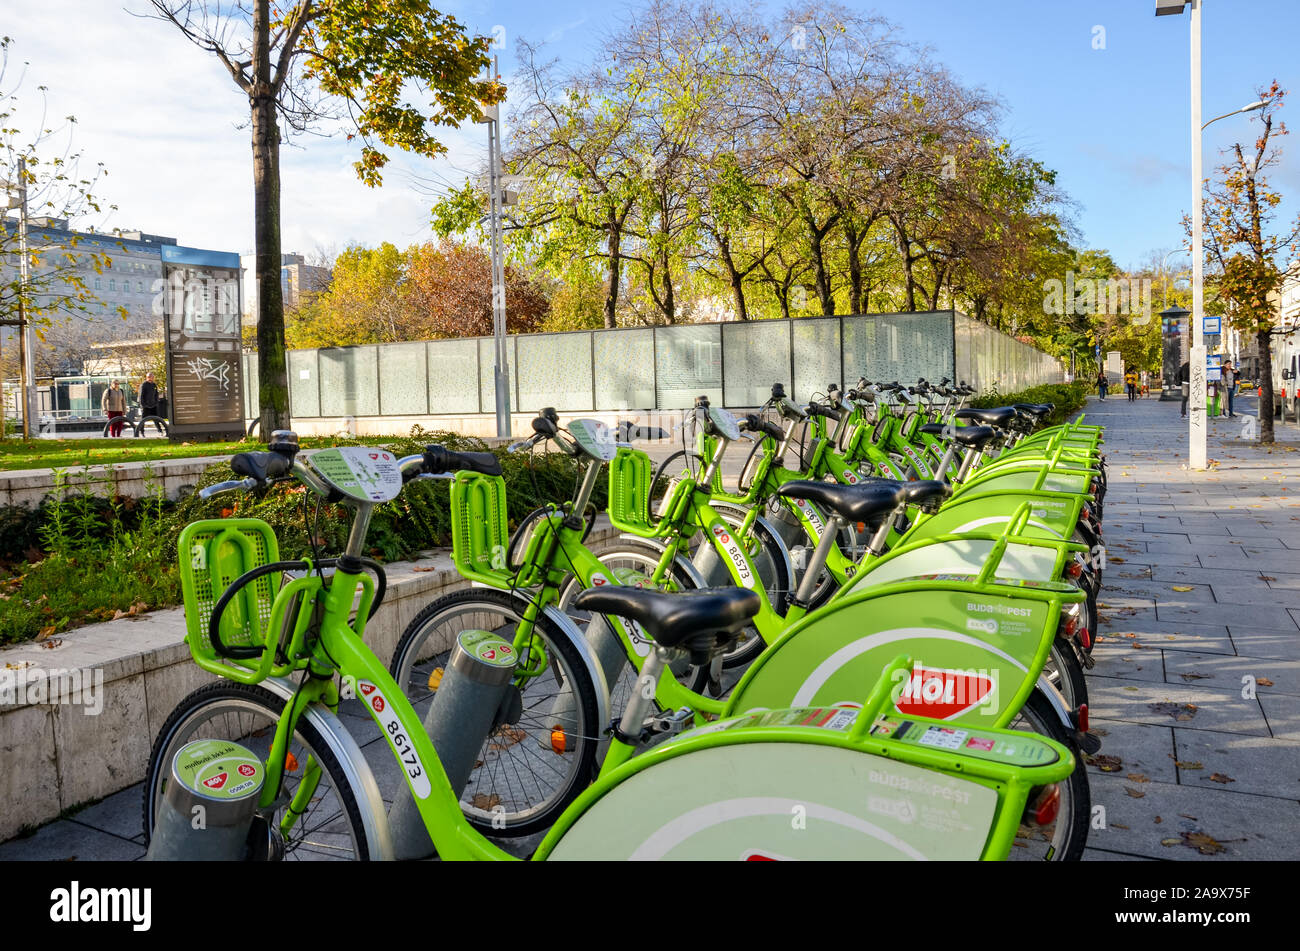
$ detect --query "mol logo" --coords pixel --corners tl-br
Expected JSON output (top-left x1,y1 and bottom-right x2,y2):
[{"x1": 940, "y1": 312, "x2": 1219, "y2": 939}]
[
  {"x1": 895, "y1": 666, "x2": 997, "y2": 720},
  {"x1": 966, "y1": 617, "x2": 999, "y2": 635},
  {"x1": 842, "y1": 469, "x2": 859, "y2": 484}
]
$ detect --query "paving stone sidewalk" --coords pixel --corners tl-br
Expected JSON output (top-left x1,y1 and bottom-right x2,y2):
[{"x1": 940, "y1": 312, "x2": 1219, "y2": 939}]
[
  {"x1": 1078, "y1": 391, "x2": 1300, "y2": 861},
  {"x1": 4, "y1": 391, "x2": 1299, "y2": 861}
]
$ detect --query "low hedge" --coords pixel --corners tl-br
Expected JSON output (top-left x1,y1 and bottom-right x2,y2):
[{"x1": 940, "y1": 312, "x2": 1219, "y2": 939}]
[
  {"x1": 971, "y1": 381, "x2": 1090, "y2": 428},
  {"x1": 0, "y1": 426, "x2": 606, "y2": 645}
]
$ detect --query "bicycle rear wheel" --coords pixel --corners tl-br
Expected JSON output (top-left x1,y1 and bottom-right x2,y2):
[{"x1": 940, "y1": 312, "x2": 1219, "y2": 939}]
[
  {"x1": 143, "y1": 682, "x2": 368, "y2": 860},
  {"x1": 390, "y1": 587, "x2": 600, "y2": 838},
  {"x1": 1005, "y1": 689, "x2": 1090, "y2": 861}
]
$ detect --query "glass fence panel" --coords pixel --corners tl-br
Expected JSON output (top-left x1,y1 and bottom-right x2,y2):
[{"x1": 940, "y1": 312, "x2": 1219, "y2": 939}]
[
  {"x1": 723, "y1": 321, "x2": 791, "y2": 406},
  {"x1": 791, "y1": 317, "x2": 842, "y2": 402},
  {"x1": 593, "y1": 328, "x2": 655, "y2": 410},
  {"x1": 517, "y1": 331, "x2": 593, "y2": 412},
  {"x1": 427, "y1": 339, "x2": 479, "y2": 414},
  {"x1": 287, "y1": 350, "x2": 320, "y2": 418},
  {"x1": 478, "y1": 336, "x2": 518, "y2": 415},
  {"x1": 319, "y1": 347, "x2": 379, "y2": 417},
  {"x1": 378, "y1": 342, "x2": 428, "y2": 416},
  {"x1": 656, "y1": 324, "x2": 722, "y2": 409}
]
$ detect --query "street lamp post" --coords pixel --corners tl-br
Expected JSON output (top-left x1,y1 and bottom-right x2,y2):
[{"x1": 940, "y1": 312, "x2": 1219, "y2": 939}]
[
  {"x1": 1156, "y1": 0, "x2": 1265, "y2": 468},
  {"x1": 477, "y1": 57, "x2": 511, "y2": 439},
  {"x1": 2, "y1": 156, "x2": 33, "y2": 439}
]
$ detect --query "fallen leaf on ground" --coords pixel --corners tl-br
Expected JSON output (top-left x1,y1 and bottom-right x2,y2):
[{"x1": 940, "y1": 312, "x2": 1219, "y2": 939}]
[
  {"x1": 1171, "y1": 585, "x2": 1194, "y2": 592},
  {"x1": 412, "y1": 566, "x2": 439, "y2": 573},
  {"x1": 1111, "y1": 823, "x2": 1130, "y2": 830},
  {"x1": 1161, "y1": 838, "x2": 1182, "y2": 847},
  {"x1": 1209, "y1": 773, "x2": 1235, "y2": 784},
  {"x1": 36, "y1": 625, "x2": 56, "y2": 640},
  {"x1": 1183, "y1": 832, "x2": 1228, "y2": 855},
  {"x1": 1257, "y1": 677, "x2": 1275, "y2": 687},
  {"x1": 1175, "y1": 760, "x2": 1204, "y2": 770},
  {"x1": 1088, "y1": 754, "x2": 1123, "y2": 772},
  {"x1": 1124, "y1": 786, "x2": 1146, "y2": 798},
  {"x1": 1127, "y1": 772, "x2": 1150, "y2": 783},
  {"x1": 40, "y1": 639, "x2": 62, "y2": 649},
  {"x1": 1179, "y1": 672, "x2": 1211, "y2": 681},
  {"x1": 1151, "y1": 702, "x2": 1198, "y2": 721},
  {"x1": 1154, "y1": 816, "x2": 1163, "y2": 824}
]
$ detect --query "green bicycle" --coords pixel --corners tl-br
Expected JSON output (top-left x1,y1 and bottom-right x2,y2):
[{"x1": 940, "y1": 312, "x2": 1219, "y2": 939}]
[{"x1": 142, "y1": 431, "x2": 1078, "y2": 861}]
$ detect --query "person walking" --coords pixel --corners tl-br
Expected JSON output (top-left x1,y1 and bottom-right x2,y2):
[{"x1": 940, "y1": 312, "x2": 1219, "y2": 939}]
[
  {"x1": 1179, "y1": 360, "x2": 1191, "y2": 418},
  {"x1": 140, "y1": 372, "x2": 159, "y2": 423},
  {"x1": 1124, "y1": 366, "x2": 1138, "y2": 402},
  {"x1": 1221, "y1": 359, "x2": 1238, "y2": 417},
  {"x1": 101, "y1": 379, "x2": 127, "y2": 437},
  {"x1": 1096, "y1": 368, "x2": 1109, "y2": 401},
  {"x1": 1140, "y1": 369, "x2": 1149, "y2": 396}
]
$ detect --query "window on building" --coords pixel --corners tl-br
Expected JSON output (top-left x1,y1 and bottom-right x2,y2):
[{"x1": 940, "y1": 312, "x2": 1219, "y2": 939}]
[
  {"x1": 109, "y1": 279, "x2": 116, "y2": 292},
  {"x1": 94, "y1": 278, "x2": 102, "y2": 290}
]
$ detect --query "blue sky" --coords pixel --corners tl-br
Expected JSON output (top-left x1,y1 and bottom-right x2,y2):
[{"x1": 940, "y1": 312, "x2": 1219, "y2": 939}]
[{"x1": 7, "y1": 1, "x2": 1299, "y2": 273}]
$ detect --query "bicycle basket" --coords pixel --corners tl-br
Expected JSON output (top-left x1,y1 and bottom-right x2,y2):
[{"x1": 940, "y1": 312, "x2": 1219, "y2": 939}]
[
  {"x1": 450, "y1": 470, "x2": 515, "y2": 585},
  {"x1": 177, "y1": 519, "x2": 290, "y2": 683}
]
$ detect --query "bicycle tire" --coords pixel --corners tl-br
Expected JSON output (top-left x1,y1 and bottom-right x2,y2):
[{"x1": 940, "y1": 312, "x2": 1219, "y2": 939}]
[
  {"x1": 1043, "y1": 637, "x2": 1089, "y2": 712},
  {"x1": 1005, "y1": 688, "x2": 1090, "y2": 862},
  {"x1": 142, "y1": 681, "x2": 368, "y2": 860},
  {"x1": 390, "y1": 587, "x2": 600, "y2": 838}
]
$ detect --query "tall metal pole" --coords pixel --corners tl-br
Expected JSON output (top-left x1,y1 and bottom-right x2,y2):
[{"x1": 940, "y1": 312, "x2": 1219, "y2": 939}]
[
  {"x1": 1189, "y1": 0, "x2": 1208, "y2": 468},
  {"x1": 486, "y1": 56, "x2": 511, "y2": 439},
  {"x1": 16, "y1": 156, "x2": 33, "y2": 440}
]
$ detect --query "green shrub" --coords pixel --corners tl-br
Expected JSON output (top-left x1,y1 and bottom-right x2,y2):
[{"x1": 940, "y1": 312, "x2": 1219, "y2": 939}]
[
  {"x1": 0, "y1": 427, "x2": 608, "y2": 644},
  {"x1": 971, "y1": 381, "x2": 1089, "y2": 427}
]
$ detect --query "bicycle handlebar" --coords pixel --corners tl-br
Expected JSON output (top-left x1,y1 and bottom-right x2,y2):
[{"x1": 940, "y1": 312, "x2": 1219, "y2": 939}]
[{"x1": 199, "y1": 477, "x2": 260, "y2": 499}]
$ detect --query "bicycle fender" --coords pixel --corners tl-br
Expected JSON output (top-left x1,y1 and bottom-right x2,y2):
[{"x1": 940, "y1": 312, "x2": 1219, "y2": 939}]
[
  {"x1": 705, "y1": 503, "x2": 797, "y2": 592},
  {"x1": 1033, "y1": 675, "x2": 1076, "y2": 736},
  {"x1": 262, "y1": 676, "x2": 396, "y2": 861}
]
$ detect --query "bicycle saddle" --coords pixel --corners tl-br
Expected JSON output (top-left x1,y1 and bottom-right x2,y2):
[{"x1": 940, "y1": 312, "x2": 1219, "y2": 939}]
[
  {"x1": 775, "y1": 480, "x2": 904, "y2": 524},
  {"x1": 955, "y1": 407, "x2": 1018, "y2": 428},
  {"x1": 1014, "y1": 403, "x2": 1053, "y2": 418},
  {"x1": 919, "y1": 422, "x2": 998, "y2": 449},
  {"x1": 896, "y1": 479, "x2": 951, "y2": 510},
  {"x1": 571, "y1": 586, "x2": 760, "y2": 655}
]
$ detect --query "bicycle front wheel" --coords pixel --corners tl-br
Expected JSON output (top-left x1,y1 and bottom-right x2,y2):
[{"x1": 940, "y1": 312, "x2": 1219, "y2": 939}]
[
  {"x1": 142, "y1": 681, "x2": 368, "y2": 860},
  {"x1": 390, "y1": 587, "x2": 600, "y2": 838}
]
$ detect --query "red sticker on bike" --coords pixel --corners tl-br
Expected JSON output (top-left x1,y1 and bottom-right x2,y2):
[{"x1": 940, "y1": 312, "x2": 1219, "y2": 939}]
[
  {"x1": 203, "y1": 772, "x2": 227, "y2": 790},
  {"x1": 895, "y1": 666, "x2": 995, "y2": 720}
]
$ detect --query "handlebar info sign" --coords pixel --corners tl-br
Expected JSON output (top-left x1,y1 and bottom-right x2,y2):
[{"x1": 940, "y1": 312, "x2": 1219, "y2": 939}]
[{"x1": 161, "y1": 245, "x2": 245, "y2": 441}]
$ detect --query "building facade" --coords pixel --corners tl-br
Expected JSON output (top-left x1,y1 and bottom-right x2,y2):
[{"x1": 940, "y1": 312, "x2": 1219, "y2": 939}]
[{"x1": 239, "y1": 252, "x2": 332, "y2": 328}]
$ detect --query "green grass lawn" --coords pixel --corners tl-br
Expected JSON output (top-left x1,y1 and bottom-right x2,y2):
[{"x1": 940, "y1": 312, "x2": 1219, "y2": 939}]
[{"x1": 0, "y1": 436, "x2": 386, "y2": 472}]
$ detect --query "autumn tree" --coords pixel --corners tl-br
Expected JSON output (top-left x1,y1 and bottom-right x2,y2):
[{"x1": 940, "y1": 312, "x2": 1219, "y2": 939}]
[
  {"x1": 407, "y1": 240, "x2": 547, "y2": 337},
  {"x1": 1199, "y1": 81, "x2": 1299, "y2": 444},
  {"x1": 147, "y1": 0, "x2": 502, "y2": 433},
  {"x1": 285, "y1": 242, "x2": 413, "y2": 348}
]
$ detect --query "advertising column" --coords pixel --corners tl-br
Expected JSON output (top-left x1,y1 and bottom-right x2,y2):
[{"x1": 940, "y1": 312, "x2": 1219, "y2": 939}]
[{"x1": 160, "y1": 245, "x2": 245, "y2": 441}]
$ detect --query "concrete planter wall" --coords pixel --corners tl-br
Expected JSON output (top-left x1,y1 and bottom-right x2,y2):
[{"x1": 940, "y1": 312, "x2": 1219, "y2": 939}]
[{"x1": 0, "y1": 523, "x2": 618, "y2": 842}]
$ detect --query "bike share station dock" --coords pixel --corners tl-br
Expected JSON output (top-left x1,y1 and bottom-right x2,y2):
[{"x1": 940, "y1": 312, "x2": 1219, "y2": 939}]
[{"x1": 2, "y1": 310, "x2": 1298, "y2": 862}]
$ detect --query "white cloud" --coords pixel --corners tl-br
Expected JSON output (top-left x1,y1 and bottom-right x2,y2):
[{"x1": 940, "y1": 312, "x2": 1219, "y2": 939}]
[{"x1": 6, "y1": 1, "x2": 490, "y2": 256}]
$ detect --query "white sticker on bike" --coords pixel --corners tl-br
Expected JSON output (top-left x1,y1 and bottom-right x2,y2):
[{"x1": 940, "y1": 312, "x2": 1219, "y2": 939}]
[
  {"x1": 710, "y1": 523, "x2": 755, "y2": 588},
  {"x1": 358, "y1": 680, "x2": 431, "y2": 799},
  {"x1": 792, "y1": 498, "x2": 825, "y2": 539}
]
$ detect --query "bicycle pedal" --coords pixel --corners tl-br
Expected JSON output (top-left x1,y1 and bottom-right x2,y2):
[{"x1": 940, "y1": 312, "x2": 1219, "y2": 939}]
[{"x1": 646, "y1": 707, "x2": 694, "y2": 737}]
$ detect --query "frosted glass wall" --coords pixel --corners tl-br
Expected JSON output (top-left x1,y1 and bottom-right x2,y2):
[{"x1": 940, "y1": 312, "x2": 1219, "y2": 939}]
[{"x1": 270, "y1": 310, "x2": 1061, "y2": 418}]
